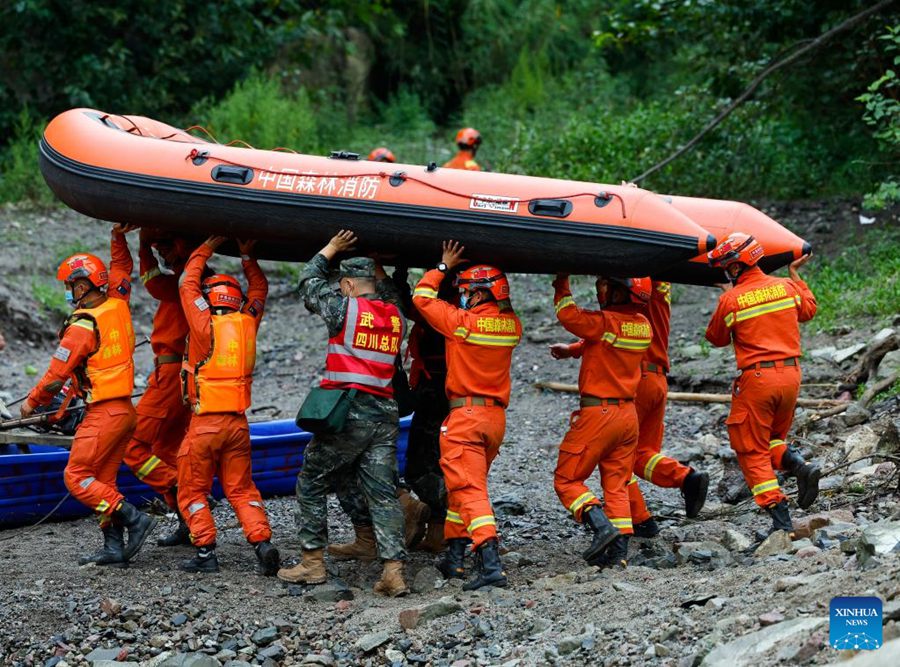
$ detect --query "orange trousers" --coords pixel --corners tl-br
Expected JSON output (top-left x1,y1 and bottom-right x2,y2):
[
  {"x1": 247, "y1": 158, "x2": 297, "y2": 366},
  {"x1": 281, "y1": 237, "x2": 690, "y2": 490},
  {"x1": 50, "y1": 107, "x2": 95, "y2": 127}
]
[
  {"x1": 628, "y1": 370, "x2": 692, "y2": 523},
  {"x1": 726, "y1": 365, "x2": 798, "y2": 507},
  {"x1": 124, "y1": 362, "x2": 190, "y2": 505},
  {"x1": 554, "y1": 403, "x2": 639, "y2": 535},
  {"x1": 64, "y1": 398, "x2": 136, "y2": 524},
  {"x1": 176, "y1": 413, "x2": 272, "y2": 547},
  {"x1": 439, "y1": 405, "x2": 505, "y2": 548}
]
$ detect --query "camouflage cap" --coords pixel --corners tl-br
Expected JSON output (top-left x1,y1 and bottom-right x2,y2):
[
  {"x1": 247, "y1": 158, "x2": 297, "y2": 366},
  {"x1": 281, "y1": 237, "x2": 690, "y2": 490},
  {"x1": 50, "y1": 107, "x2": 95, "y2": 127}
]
[{"x1": 339, "y1": 257, "x2": 376, "y2": 278}]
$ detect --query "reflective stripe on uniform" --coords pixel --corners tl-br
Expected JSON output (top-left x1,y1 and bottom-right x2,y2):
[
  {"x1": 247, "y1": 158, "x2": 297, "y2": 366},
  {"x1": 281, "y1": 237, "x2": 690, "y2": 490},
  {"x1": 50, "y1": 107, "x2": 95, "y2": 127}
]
[
  {"x1": 610, "y1": 517, "x2": 633, "y2": 530},
  {"x1": 249, "y1": 500, "x2": 263, "y2": 508},
  {"x1": 80, "y1": 476, "x2": 96, "y2": 489},
  {"x1": 413, "y1": 287, "x2": 438, "y2": 299},
  {"x1": 466, "y1": 333, "x2": 520, "y2": 347},
  {"x1": 71, "y1": 319, "x2": 95, "y2": 331},
  {"x1": 643, "y1": 453, "x2": 665, "y2": 481},
  {"x1": 454, "y1": 326, "x2": 469, "y2": 339},
  {"x1": 323, "y1": 370, "x2": 392, "y2": 387},
  {"x1": 627, "y1": 474, "x2": 639, "y2": 486},
  {"x1": 752, "y1": 479, "x2": 780, "y2": 496},
  {"x1": 568, "y1": 491, "x2": 597, "y2": 515},
  {"x1": 446, "y1": 510, "x2": 464, "y2": 524},
  {"x1": 613, "y1": 337, "x2": 651, "y2": 351},
  {"x1": 141, "y1": 267, "x2": 161, "y2": 285},
  {"x1": 555, "y1": 296, "x2": 575, "y2": 314},
  {"x1": 136, "y1": 455, "x2": 161, "y2": 480},
  {"x1": 327, "y1": 342, "x2": 394, "y2": 365},
  {"x1": 95, "y1": 499, "x2": 110, "y2": 513},
  {"x1": 725, "y1": 296, "x2": 799, "y2": 328},
  {"x1": 188, "y1": 502, "x2": 206, "y2": 515},
  {"x1": 468, "y1": 515, "x2": 496, "y2": 532},
  {"x1": 769, "y1": 439, "x2": 786, "y2": 450}
]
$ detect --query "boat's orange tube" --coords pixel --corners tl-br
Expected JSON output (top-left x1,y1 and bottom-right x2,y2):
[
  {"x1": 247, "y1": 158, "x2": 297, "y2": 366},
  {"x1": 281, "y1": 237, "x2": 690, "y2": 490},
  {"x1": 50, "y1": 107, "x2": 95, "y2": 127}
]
[
  {"x1": 40, "y1": 109, "x2": 715, "y2": 278},
  {"x1": 657, "y1": 196, "x2": 811, "y2": 284}
]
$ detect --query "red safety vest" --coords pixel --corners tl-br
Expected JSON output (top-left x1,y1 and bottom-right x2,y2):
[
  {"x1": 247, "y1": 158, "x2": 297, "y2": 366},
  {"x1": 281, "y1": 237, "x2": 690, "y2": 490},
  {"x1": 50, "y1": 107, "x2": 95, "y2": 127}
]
[{"x1": 322, "y1": 297, "x2": 405, "y2": 398}]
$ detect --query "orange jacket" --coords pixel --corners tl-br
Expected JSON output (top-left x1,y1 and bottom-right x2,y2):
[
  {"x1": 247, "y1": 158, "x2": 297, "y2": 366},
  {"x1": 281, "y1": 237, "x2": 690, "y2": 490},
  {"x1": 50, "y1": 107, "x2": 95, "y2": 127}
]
[
  {"x1": 554, "y1": 277, "x2": 651, "y2": 400},
  {"x1": 705, "y1": 266, "x2": 816, "y2": 369},
  {"x1": 29, "y1": 231, "x2": 134, "y2": 406},
  {"x1": 642, "y1": 281, "x2": 671, "y2": 371},
  {"x1": 180, "y1": 245, "x2": 267, "y2": 413},
  {"x1": 139, "y1": 239, "x2": 188, "y2": 358},
  {"x1": 443, "y1": 150, "x2": 480, "y2": 171},
  {"x1": 412, "y1": 268, "x2": 521, "y2": 406}
]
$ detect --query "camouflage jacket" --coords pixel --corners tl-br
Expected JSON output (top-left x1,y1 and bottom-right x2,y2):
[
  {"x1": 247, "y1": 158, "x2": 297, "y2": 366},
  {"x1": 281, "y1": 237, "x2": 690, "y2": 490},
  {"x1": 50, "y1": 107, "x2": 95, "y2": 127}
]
[{"x1": 298, "y1": 253, "x2": 404, "y2": 423}]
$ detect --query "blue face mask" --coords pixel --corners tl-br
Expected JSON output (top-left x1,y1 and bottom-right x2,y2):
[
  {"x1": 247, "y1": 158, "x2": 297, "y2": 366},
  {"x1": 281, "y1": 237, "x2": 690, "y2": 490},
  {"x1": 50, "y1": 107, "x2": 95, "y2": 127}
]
[
  {"x1": 459, "y1": 293, "x2": 470, "y2": 310},
  {"x1": 65, "y1": 289, "x2": 76, "y2": 308}
]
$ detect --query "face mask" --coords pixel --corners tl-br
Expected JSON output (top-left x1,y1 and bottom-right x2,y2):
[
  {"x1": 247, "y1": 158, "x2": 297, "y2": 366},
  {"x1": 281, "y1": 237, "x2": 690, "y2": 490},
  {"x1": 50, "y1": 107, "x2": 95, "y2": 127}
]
[
  {"x1": 65, "y1": 289, "x2": 76, "y2": 308},
  {"x1": 459, "y1": 293, "x2": 470, "y2": 310}
]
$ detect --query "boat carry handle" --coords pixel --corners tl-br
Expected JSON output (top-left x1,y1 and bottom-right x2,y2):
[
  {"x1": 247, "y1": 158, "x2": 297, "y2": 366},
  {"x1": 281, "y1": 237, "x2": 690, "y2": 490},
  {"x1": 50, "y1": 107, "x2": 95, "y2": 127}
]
[
  {"x1": 528, "y1": 199, "x2": 572, "y2": 218},
  {"x1": 211, "y1": 165, "x2": 254, "y2": 185}
]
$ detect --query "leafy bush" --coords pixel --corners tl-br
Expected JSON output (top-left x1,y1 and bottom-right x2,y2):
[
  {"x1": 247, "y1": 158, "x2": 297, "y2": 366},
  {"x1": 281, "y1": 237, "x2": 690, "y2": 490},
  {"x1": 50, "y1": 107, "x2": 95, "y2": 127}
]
[{"x1": 0, "y1": 110, "x2": 55, "y2": 206}]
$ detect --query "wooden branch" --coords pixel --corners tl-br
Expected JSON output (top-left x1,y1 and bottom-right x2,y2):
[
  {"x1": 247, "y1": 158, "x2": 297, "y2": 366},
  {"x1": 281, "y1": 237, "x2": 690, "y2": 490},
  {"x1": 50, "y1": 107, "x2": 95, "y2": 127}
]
[
  {"x1": 860, "y1": 372, "x2": 899, "y2": 408},
  {"x1": 845, "y1": 334, "x2": 898, "y2": 386},
  {"x1": 533, "y1": 381, "x2": 844, "y2": 408},
  {"x1": 631, "y1": 0, "x2": 899, "y2": 184}
]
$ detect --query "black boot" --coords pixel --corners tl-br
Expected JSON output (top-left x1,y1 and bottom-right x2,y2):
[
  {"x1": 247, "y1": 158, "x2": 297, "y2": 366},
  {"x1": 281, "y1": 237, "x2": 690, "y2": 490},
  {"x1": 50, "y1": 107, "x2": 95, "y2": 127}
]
[
  {"x1": 766, "y1": 500, "x2": 793, "y2": 534},
  {"x1": 588, "y1": 534, "x2": 629, "y2": 569},
  {"x1": 780, "y1": 445, "x2": 821, "y2": 510},
  {"x1": 582, "y1": 505, "x2": 619, "y2": 563},
  {"x1": 254, "y1": 540, "x2": 280, "y2": 576},
  {"x1": 114, "y1": 501, "x2": 158, "y2": 561},
  {"x1": 180, "y1": 545, "x2": 220, "y2": 573},
  {"x1": 157, "y1": 486, "x2": 191, "y2": 547},
  {"x1": 79, "y1": 523, "x2": 127, "y2": 568},
  {"x1": 463, "y1": 538, "x2": 507, "y2": 591},
  {"x1": 681, "y1": 469, "x2": 709, "y2": 518},
  {"x1": 633, "y1": 517, "x2": 660, "y2": 538},
  {"x1": 437, "y1": 538, "x2": 469, "y2": 579}
]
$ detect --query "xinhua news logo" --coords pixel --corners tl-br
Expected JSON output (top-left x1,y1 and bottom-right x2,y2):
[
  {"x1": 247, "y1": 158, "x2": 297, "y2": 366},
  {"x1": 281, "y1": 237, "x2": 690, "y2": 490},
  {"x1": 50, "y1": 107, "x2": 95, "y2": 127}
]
[{"x1": 830, "y1": 596, "x2": 882, "y2": 651}]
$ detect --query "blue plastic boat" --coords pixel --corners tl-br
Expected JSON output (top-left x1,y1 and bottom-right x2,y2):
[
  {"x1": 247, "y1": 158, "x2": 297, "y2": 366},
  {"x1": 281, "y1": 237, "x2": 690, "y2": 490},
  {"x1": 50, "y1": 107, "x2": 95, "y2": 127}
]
[{"x1": 0, "y1": 417, "x2": 411, "y2": 527}]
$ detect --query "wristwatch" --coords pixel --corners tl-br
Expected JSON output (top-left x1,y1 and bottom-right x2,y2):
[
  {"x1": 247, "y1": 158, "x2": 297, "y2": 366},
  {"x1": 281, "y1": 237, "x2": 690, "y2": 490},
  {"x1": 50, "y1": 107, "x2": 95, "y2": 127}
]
[{"x1": 437, "y1": 262, "x2": 448, "y2": 272}]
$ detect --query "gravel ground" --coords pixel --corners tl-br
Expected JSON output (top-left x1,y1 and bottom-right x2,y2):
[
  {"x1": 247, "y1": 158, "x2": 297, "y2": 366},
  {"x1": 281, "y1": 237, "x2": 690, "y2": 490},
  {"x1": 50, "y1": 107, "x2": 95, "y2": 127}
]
[{"x1": 0, "y1": 201, "x2": 899, "y2": 666}]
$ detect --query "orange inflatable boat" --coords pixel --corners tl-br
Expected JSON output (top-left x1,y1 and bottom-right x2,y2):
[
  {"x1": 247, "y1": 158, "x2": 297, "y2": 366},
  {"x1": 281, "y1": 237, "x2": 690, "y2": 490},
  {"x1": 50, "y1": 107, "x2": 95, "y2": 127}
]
[
  {"x1": 657, "y1": 195, "x2": 811, "y2": 285},
  {"x1": 39, "y1": 109, "x2": 715, "y2": 278}
]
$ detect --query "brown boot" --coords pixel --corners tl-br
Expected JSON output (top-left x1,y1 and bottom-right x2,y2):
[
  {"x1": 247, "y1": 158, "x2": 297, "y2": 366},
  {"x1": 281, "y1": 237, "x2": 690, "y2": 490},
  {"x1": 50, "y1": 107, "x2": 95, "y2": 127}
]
[
  {"x1": 398, "y1": 490, "x2": 429, "y2": 548},
  {"x1": 373, "y1": 559, "x2": 410, "y2": 597},
  {"x1": 276, "y1": 549, "x2": 327, "y2": 584},
  {"x1": 416, "y1": 521, "x2": 446, "y2": 553},
  {"x1": 327, "y1": 524, "x2": 378, "y2": 561}
]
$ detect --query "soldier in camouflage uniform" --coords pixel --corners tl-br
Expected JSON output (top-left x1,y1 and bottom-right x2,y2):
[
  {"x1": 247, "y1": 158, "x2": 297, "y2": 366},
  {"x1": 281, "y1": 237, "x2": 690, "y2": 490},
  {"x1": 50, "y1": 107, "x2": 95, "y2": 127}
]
[{"x1": 277, "y1": 230, "x2": 409, "y2": 597}]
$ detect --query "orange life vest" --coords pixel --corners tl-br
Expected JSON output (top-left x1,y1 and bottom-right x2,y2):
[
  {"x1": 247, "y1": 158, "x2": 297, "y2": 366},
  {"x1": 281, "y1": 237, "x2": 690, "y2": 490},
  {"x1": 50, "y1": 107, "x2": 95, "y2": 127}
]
[
  {"x1": 322, "y1": 297, "x2": 405, "y2": 398},
  {"x1": 69, "y1": 297, "x2": 135, "y2": 403},
  {"x1": 182, "y1": 311, "x2": 257, "y2": 414}
]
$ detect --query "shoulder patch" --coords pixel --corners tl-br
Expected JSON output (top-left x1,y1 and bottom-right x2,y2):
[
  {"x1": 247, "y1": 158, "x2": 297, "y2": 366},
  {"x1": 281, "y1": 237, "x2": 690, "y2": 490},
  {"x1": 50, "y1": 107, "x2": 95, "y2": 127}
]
[
  {"x1": 194, "y1": 296, "x2": 209, "y2": 312},
  {"x1": 53, "y1": 345, "x2": 72, "y2": 362},
  {"x1": 116, "y1": 278, "x2": 130, "y2": 295}
]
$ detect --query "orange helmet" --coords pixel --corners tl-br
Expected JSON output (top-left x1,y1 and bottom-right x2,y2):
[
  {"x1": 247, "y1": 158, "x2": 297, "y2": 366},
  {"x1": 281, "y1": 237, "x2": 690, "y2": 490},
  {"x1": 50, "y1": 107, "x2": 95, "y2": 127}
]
[
  {"x1": 57, "y1": 253, "x2": 109, "y2": 288},
  {"x1": 608, "y1": 276, "x2": 652, "y2": 304},
  {"x1": 455, "y1": 127, "x2": 482, "y2": 150},
  {"x1": 454, "y1": 265, "x2": 509, "y2": 301},
  {"x1": 202, "y1": 274, "x2": 243, "y2": 310},
  {"x1": 707, "y1": 232, "x2": 764, "y2": 269},
  {"x1": 368, "y1": 147, "x2": 396, "y2": 163}
]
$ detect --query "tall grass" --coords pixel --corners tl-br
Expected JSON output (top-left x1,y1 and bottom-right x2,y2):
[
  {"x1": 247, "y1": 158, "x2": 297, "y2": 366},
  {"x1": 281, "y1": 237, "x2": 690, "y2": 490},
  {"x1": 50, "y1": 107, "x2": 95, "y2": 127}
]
[{"x1": 0, "y1": 110, "x2": 55, "y2": 206}]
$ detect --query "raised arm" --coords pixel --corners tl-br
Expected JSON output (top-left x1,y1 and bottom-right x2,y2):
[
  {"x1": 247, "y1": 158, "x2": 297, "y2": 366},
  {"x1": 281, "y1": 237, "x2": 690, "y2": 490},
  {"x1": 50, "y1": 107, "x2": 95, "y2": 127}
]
[
  {"x1": 139, "y1": 229, "x2": 180, "y2": 301},
  {"x1": 553, "y1": 275, "x2": 606, "y2": 340},
  {"x1": 179, "y1": 238, "x2": 216, "y2": 348},
  {"x1": 789, "y1": 254, "x2": 817, "y2": 323},
  {"x1": 238, "y1": 239, "x2": 268, "y2": 324},
  {"x1": 107, "y1": 224, "x2": 135, "y2": 302}
]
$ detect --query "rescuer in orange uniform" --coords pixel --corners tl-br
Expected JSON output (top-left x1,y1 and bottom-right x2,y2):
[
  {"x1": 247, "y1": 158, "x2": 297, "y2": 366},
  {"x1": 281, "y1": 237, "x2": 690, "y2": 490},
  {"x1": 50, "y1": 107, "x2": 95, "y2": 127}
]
[
  {"x1": 123, "y1": 229, "x2": 193, "y2": 547},
  {"x1": 705, "y1": 233, "x2": 820, "y2": 537},
  {"x1": 21, "y1": 225, "x2": 156, "y2": 567},
  {"x1": 443, "y1": 128, "x2": 482, "y2": 171},
  {"x1": 551, "y1": 274, "x2": 652, "y2": 568},
  {"x1": 368, "y1": 147, "x2": 396, "y2": 163},
  {"x1": 412, "y1": 241, "x2": 521, "y2": 590},
  {"x1": 555, "y1": 281, "x2": 710, "y2": 535},
  {"x1": 177, "y1": 236, "x2": 279, "y2": 575}
]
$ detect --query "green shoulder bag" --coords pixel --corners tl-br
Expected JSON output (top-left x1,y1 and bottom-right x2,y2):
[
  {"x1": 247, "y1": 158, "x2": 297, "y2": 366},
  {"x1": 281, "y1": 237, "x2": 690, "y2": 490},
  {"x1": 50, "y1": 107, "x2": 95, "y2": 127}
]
[{"x1": 296, "y1": 387, "x2": 357, "y2": 435}]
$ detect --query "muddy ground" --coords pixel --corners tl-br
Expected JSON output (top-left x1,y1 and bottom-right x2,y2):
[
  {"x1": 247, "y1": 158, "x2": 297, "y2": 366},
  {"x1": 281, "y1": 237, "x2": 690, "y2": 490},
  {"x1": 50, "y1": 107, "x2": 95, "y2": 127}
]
[{"x1": 0, "y1": 201, "x2": 898, "y2": 667}]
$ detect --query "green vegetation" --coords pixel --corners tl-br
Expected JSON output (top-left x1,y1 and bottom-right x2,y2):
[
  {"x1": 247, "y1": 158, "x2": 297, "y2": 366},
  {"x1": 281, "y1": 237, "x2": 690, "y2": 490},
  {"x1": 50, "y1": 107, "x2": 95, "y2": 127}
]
[
  {"x1": 805, "y1": 227, "x2": 900, "y2": 331},
  {"x1": 30, "y1": 278, "x2": 67, "y2": 317}
]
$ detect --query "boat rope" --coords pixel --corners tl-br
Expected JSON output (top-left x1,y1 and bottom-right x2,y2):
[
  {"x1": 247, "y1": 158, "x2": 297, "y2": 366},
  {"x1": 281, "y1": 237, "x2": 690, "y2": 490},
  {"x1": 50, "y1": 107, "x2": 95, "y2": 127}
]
[
  {"x1": 184, "y1": 149, "x2": 629, "y2": 219},
  {"x1": 0, "y1": 492, "x2": 71, "y2": 542}
]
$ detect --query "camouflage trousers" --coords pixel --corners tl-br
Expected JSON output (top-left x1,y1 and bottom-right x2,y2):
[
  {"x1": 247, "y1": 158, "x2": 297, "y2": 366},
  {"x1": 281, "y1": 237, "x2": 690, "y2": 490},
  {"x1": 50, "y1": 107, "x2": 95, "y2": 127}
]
[
  {"x1": 295, "y1": 418, "x2": 406, "y2": 561},
  {"x1": 405, "y1": 377, "x2": 449, "y2": 521}
]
